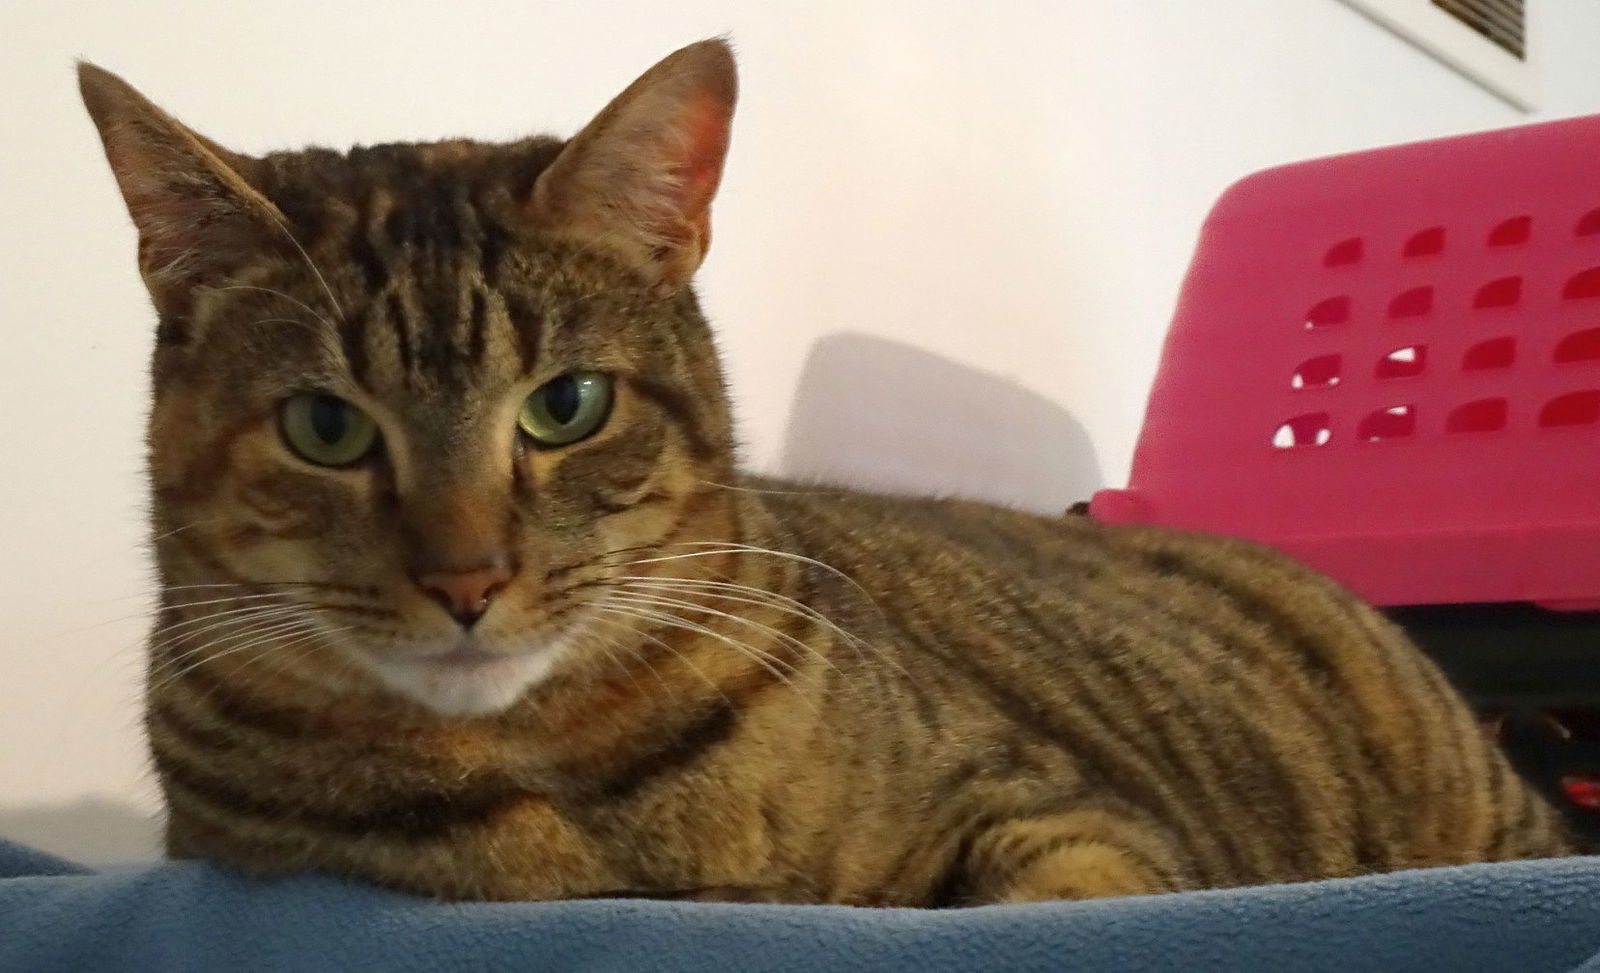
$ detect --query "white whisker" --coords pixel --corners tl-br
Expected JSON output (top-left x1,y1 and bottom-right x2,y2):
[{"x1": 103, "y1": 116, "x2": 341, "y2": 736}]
[
  {"x1": 592, "y1": 602, "x2": 811, "y2": 707},
  {"x1": 51, "y1": 592, "x2": 292, "y2": 641},
  {"x1": 147, "y1": 520, "x2": 220, "y2": 544},
  {"x1": 148, "y1": 611, "x2": 328, "y2": 695},
  {"x1": 579, "y1": 610, "x2": 669, "y2": 702},
  {"x1": 229, "y1": 624, "x2": 358, "y2": 692},
  {"x1": 616, "y1": 576, "x2": 870, "y2": 650},
  {"x1": 154, "y1": 613, "x2": 316, "y2": 672},
  {"x1": 606, "y1": 588, "x2": 843, "y2": 680},
  {"x1": 147, "y1": 604, "x2": 306, "y2": 658},
  {"x1": 618, "y1": 575, "x2": 909, "y2": 682},
  {"x1": 696, "y1": 479, "x2": 837, "y2": 497},
  {"x1": 630, "y1": 542, "x2": 884, "y2": 620},
  {"x1": 587, "y1": 607, "x2": 732, "y2": 709},
  {"x1": 145, "y1": 599, "x2": 298, "y2": 639},
  {"x1": 261, "y1": 214, "x2": 346, "y2": 321},
  {"x1": 213, "y1": 285, "x2": 338, "y2": 333}
]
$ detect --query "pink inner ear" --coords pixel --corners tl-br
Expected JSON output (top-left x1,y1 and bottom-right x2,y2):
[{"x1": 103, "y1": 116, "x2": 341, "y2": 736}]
[
  {"x1": 104, "y1": 126, "x2": 256, "y2": 282},
  {"x1": 129, "y1": 181, "x2": 260, "y2": 291},
  {"x1": 669, "y1": 89, "x2": 733, "y2": 215},
  {"x1": 130, "y1": 186, "x2": 218, "y2": 266}
]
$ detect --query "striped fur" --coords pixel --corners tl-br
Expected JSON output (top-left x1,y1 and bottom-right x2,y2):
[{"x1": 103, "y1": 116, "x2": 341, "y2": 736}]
[{"x1": 80, "y1": 41, "x2": 1573, "y2": 904}]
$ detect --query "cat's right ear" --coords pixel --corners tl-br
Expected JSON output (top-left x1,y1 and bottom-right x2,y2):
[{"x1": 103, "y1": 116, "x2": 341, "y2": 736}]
[{"x1": 77, "y1": 63, "x2": 284, "y2": 319}]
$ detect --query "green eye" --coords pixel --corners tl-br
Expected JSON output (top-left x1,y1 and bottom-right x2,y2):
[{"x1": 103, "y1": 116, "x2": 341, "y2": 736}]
[
  {"x1": 518, "y1": 372, "x2": 613, "y2": 447},
  {"x1": 279, "y1": 394, "x2": 379, "y2": 467}
]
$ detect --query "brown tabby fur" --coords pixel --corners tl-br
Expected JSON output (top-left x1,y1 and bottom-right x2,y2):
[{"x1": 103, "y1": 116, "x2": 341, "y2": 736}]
[{"x1": 78, "y1": 40, "x2": 1573, "y2": 905}]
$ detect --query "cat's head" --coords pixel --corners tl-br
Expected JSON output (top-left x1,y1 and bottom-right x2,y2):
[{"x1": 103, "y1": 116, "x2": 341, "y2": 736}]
[{"x1": 80, "y1": 40, "x2": 742, "y2": 718}]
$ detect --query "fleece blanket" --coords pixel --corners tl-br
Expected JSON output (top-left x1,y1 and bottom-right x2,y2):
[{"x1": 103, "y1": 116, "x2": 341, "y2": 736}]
[{"x1": 4, "y1": 839, "x2": 1600, "y2": 972}]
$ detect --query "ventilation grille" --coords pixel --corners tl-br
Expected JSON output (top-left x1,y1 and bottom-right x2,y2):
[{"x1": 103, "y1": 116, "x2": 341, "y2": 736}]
[
  {"x1": 1433, "y1": 0, "x2": 1525, "y2": 60},
  {"x1": 1266, "y1": 207, "x2": 1600, "y2": 451},
  {"x1": 1337, "y1": 0, "x2": 1536, "y2": 109}
]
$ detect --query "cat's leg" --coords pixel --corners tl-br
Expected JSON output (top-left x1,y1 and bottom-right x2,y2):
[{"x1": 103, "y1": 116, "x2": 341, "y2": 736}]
[{"x1": 960, "y1": 809, "x2": 1187, "y2": 904}]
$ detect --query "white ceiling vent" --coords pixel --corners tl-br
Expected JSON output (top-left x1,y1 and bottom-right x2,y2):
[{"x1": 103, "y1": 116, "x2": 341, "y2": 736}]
[{"x1": 1337, "y1": 0, "x2": 1535, "y2": 110}]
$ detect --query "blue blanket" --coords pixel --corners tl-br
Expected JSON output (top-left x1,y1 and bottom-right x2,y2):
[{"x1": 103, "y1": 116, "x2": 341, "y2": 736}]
[{"x1": 4, "y1": 839, "x2": 1600, "y2": 972}]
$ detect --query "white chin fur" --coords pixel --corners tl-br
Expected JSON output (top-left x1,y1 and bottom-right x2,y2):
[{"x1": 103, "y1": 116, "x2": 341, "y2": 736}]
[{"x1": 365, "y1": 644, "x2": 569, "y2": 718}]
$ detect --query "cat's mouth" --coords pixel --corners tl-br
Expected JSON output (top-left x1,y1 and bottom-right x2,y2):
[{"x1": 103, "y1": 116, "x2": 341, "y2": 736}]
[{"x1": 351, "y1": 631, "x2": 578, "y2": 718}]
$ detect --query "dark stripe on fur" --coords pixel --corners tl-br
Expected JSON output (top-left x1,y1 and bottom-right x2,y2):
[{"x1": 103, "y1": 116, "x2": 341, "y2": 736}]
[
  {"x1": 504, "y1": 294, "x2": 543, "y2": 371},
  {"x1": 468, "y1": 290, "x2": 488, "y2": 365},
  {"x1": 152, "y1": 744, "x2": 527, "y2": 841},
  {"x1": 591, "y1": 701, "x2": 739, "y2": 802}
]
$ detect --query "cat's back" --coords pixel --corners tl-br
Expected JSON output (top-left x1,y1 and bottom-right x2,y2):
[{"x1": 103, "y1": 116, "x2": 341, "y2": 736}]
[
  {"x1": 749, "y1": 480, "x2": 1574, "y2": 887},
  {"x1": 756, "y1": 478, "x2": 1337, "y2": 606},
  {"x1": 757, "y1": 481, "x2": 1412, "y2": 697}
]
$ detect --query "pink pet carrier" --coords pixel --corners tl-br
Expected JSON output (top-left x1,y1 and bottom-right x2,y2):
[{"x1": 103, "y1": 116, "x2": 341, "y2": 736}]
[{"x1": 1090, "y1": 113, "x2": 1600, "y2": 611}]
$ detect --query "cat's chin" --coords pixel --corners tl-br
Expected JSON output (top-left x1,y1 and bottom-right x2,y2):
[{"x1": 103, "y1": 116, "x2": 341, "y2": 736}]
[{"x1": 358, "y1": 639, "x2": 571, "y2": 718}]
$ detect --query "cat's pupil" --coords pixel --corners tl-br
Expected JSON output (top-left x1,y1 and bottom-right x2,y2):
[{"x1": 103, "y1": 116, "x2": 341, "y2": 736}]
[
  {"x1": 309, "y1": 395, "x2": 348, "y2": 443},
  {"x1": 545, "y1": 377, "x2": 580, "y2": 424}
]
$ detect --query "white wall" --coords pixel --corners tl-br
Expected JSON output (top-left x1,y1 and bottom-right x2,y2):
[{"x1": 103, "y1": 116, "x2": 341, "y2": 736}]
[{"x1": 3, "y1": 0, "x2": 1599, "y2": 863}]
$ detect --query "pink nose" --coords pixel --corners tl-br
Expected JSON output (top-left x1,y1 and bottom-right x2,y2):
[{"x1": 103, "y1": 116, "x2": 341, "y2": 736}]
[{"x1": 414, "y1": 564, "x2": 513, "y2": 627}]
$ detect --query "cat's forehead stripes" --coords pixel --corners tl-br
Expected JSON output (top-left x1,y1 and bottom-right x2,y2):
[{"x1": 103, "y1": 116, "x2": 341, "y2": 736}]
[{"x1": 254, "y1": 141, "x2": 561, "y2": 395}]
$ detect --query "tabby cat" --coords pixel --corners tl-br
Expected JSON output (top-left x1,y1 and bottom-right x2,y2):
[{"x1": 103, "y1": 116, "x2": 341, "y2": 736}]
[{"x1": 78, "y1": 40, "x2": 1572, "y2": 905}]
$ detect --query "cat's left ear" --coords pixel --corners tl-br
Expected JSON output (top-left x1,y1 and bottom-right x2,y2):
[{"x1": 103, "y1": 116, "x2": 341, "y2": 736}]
[
  {"x1": 78, "y1": 62, "x2": 286, "y2": 319},
  {"x1": 530, "y1": 39, "x2": 737, "y2": 291}
]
